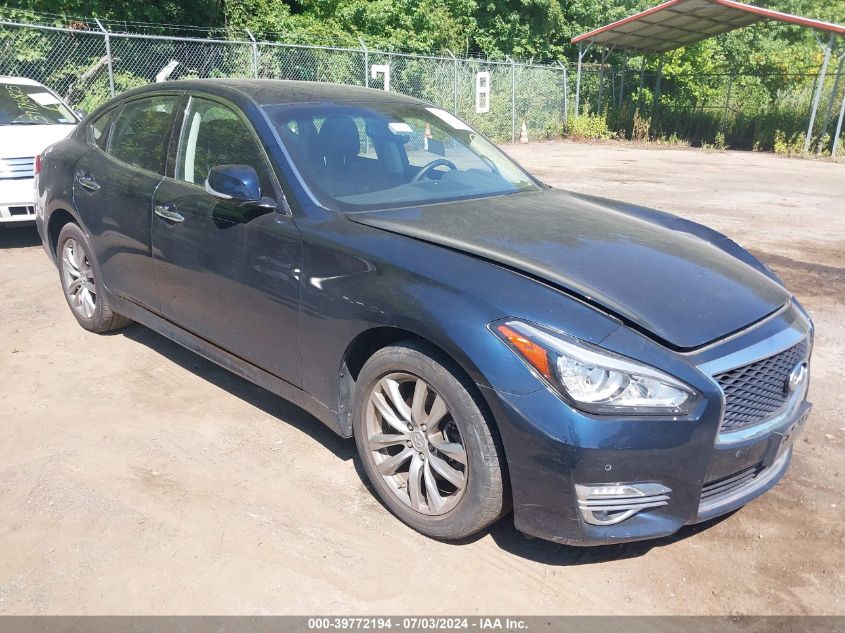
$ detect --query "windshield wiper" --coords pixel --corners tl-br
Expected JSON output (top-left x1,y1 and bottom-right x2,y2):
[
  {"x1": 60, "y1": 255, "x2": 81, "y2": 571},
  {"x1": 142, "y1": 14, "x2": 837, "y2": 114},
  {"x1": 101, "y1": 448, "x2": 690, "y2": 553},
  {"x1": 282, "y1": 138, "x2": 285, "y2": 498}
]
[{"x1": 6, "y1": 120, "x2": 50, "y2": 125}]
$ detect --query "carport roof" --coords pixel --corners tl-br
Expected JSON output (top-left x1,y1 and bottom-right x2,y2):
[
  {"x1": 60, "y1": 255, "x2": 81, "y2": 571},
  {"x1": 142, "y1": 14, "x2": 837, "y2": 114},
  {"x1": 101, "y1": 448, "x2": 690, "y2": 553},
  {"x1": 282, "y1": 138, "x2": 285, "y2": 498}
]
[{"x1": 571, "y1": 0, "x2": 845, "y2": 53}]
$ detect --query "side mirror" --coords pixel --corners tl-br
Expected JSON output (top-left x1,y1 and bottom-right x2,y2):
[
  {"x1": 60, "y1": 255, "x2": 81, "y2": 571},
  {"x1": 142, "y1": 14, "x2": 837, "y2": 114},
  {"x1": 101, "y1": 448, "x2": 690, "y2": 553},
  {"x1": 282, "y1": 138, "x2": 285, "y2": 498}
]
[{"x1": 205, "y1": 164, "x2": 262, "y2": 203}]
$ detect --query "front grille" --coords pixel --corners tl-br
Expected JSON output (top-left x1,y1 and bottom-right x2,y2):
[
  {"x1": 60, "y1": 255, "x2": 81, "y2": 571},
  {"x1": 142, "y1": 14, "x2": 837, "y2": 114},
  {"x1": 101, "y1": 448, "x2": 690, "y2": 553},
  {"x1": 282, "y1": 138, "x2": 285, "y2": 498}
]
[
  {"x1": 715, "y1": 339, "x2": 808, "y2": 432},
  {"x1": 9, "y1": 205, "x2": 34, "y2": 217},
  {"x1": 0, "y1": 157, "x2": 35, "y2": 180}
]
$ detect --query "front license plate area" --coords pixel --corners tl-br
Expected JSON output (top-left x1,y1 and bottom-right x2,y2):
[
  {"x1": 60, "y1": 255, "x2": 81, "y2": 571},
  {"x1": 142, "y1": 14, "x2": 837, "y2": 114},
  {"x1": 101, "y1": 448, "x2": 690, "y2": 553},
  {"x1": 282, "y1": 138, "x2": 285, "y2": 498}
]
[{"x1": 762, "y1": 405, "x2": 810, "y2": 468}]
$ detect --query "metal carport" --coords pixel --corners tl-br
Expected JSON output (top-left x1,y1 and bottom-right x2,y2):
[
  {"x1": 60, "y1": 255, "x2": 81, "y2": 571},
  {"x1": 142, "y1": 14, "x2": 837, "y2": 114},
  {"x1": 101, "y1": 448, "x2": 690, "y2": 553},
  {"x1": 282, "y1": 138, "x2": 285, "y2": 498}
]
[{"x1": 571, "y1": 0, "x2": 845, "y2": 156}]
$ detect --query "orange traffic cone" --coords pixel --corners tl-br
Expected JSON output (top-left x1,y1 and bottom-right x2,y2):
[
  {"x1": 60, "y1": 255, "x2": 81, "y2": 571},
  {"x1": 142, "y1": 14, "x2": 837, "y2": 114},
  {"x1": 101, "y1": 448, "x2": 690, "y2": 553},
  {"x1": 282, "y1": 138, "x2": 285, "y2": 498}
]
[{"x1": 519, "y1": 119, "x2": 529, "y2": 143}]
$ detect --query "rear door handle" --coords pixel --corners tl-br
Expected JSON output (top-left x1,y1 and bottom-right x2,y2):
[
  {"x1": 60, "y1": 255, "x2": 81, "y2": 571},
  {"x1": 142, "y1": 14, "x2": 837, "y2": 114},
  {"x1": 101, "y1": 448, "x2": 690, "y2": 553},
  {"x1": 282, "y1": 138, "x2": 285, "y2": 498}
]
[
  {"x1": 76, "y1": 172, "x2": 100, "y2": 192},
  {"x1": 154, "y1": 203, "x2": 184, "y2": 223}
]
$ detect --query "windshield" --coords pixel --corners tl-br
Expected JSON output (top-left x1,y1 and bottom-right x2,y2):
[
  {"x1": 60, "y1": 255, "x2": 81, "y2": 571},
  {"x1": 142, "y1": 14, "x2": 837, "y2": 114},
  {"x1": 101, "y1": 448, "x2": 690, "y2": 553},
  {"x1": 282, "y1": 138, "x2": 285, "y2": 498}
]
[
  {"x1": 262, "y1": 101, "x2": 539, "y2": 211},
  {"x1": 0, "y1": 82, "x2": 76, "y2": 126}
]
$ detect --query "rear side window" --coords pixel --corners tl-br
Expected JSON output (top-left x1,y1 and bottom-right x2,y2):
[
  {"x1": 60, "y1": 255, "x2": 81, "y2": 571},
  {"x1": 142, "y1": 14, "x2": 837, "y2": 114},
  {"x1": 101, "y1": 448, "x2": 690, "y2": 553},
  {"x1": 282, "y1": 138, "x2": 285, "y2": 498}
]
[
  {"x1": 88, "y1": 108, "x2": 115, "y2": 149},
  {"x1": 108, "y1": 96, "x2": 178, "y2": 174}
]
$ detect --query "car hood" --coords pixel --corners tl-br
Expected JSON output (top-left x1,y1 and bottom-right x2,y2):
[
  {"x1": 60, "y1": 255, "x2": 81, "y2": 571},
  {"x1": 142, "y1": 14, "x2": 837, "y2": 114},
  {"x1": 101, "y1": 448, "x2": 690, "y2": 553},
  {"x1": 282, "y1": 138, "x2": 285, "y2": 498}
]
[
  {"x1": 0, "y1": 124, "x2": 76, "y2": 159},
  {"x1": 346, "y1": 189, "x2": 790, "y2": 350}
]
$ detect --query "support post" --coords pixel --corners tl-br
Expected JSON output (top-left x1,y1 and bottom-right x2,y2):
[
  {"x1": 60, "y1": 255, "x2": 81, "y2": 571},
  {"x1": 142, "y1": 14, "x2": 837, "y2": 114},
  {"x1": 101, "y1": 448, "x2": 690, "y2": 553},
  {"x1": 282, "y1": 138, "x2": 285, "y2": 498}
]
[
  {"x1": 833, "y1": 75, "x2": 845, "y2": 159},
  {"x1": 246, "y1": 29, "x2": 258, "y2": 78},
  {"x1": 619, "y1": 50, "x2": 627, "y2": 108},
  {"x1": 597, "y1": 55, "x2": 605, "y2": 113},
  {"x1": 94, "y1": 18, "x2": 114, "y2": 97},
  {"x1": 720, "y1": 71, "x2": 735, "y2": 135},
  {"x1": 596, "y1": 46, "x2": 613, "y2": 114},
  {"x1": 805, "y1": 33, "x2": 835, "y2": 154},
  {"x1": 575, "y1": 42, "x2": 588, "y2": 117},
  {"x1": 447, "y1": 49, "x2": 458, "y2": 115},
  {"x1": 818, "y1": 51, "x2": 845, "y2": 155},
  {"x1": 359, "y1": 38, "x2": 369, "y2": 88},
  {"x1": 638, "y1": 56, "x2": 645, "y2": 109},
  {"x1": 654, "y1": 54, "x2": 664, "y2": 126}
]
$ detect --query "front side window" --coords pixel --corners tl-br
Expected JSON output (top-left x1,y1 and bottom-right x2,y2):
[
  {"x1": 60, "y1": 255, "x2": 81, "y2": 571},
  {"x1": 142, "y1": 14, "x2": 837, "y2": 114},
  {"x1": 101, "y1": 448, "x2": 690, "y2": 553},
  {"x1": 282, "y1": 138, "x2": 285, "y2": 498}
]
[
  {"x1": 263, "y1": 101, "x2": 538, "y2": 211},
  {"x1": 0, "y1": 82, "x2": 76, "y2": 126},
  {"x1": 108, "y1": 95, "x2": 178, "y2": 174},
  {"x1": 175, "y1": 96, "x2": 273, "y2": 196}
]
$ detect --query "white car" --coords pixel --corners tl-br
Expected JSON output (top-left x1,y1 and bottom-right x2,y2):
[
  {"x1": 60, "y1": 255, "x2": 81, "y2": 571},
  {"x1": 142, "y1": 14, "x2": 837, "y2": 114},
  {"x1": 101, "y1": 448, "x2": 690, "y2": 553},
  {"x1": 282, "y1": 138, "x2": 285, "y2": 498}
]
[{"x1": 1, "y1": 77, "x2": 79, "y2": 224}]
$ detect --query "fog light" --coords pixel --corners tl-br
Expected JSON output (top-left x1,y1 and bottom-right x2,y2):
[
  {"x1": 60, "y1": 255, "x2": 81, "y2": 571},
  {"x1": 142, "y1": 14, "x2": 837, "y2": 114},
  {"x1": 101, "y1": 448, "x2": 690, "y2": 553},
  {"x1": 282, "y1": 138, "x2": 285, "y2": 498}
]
[{"x1": 575, "y1": 482, "x2": 671, "y2": 526}]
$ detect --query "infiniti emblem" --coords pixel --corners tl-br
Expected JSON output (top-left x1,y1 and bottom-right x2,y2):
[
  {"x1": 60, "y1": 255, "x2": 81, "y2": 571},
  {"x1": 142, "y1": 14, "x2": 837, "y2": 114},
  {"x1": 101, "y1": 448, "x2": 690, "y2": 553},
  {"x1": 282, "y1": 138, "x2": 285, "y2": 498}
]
[
  {"x1": 786, "y1": 361, "x2": 808, "y2": 395},
  {"x1": 411, "y1": 430, "x2": 426, "y2": 452}
]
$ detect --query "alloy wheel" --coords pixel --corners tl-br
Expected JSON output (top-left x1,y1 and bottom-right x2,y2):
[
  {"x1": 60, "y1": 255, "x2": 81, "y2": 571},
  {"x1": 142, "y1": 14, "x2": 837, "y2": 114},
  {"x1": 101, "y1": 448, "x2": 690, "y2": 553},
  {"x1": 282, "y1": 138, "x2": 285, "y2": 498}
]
[
  {"x1": 61, "y1": 238, "x2": 97, "y2": 319},
  {"x1": 365, "y1": 372, "x2": 468, "y2": 515}
]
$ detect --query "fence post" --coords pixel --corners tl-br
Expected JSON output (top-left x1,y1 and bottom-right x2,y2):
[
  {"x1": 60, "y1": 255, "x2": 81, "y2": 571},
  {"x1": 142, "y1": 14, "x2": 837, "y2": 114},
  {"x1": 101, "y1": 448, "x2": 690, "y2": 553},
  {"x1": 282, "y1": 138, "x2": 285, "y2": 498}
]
[
  {"x1": 804, "y1": 33, "x2": 835, "y2": 154},
  {"x1": 508, "y1": 56, "x2": 516, "y2": 143},
  {"x1": 559, "y1": 62, "x2": 568, "y2": 132},
  {"x1": 359, "y1": 38, "x2": 369, "y2": 88},
  {"x1": 446, "y1": 49, "x2": 458, "y2": 115},
  {"x1": 246, "y1": 29, "x2": 258, "y2": 78},
  {"x1": 94, "y1": 18, "x2": 115, "y2": 97}
]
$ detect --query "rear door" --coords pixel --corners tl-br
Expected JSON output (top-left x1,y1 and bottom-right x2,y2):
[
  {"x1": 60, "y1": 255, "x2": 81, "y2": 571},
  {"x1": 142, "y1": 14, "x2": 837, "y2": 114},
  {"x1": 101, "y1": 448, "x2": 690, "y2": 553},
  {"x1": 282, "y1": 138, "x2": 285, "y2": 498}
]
[
  {"x1": 151, "y1": 94, "x2": 303, "y2": 386},
  {"x1": 73, "y1": 93, "x2": 180, "y2": 311}
]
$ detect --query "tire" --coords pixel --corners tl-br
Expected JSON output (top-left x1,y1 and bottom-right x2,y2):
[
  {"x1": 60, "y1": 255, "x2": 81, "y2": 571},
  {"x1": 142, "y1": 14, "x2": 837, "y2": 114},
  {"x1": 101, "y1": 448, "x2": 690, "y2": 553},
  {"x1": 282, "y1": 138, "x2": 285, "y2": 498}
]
[
  {"x1": 353, "y1": 341, "x2": 506, "y2": 539},
  {"x1": 56, "y1": 222, "x2": 131, "y2": 333}
]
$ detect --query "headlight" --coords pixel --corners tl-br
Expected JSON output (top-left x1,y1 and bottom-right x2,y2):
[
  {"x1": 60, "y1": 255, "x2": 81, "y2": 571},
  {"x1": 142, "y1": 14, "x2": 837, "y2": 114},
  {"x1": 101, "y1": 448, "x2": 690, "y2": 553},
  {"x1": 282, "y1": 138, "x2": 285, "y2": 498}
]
[{"x1": 493, "y1": 320, "x2": 700, "y2": 416}]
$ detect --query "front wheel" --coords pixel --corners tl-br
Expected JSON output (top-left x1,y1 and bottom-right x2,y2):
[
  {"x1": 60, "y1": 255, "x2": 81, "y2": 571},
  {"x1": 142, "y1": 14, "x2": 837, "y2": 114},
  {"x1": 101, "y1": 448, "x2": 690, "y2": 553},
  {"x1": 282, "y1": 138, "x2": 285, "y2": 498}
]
[
  {"x1": 353, "y1": 342, "x2": 506, "y2": 540},
  {"x1": 57, "y1": 222, "x2": 131, "y2": 333}
]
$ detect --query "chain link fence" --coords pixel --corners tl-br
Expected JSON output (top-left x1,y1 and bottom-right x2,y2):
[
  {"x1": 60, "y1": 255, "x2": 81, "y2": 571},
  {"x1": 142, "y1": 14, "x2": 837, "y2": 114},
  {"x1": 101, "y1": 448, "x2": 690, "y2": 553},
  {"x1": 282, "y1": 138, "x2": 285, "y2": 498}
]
[
  {"x1": 4, "y1": 16, "x2": 836, "y2": 154},
  {"x1": 573, "y1": 63, "x2": 841, "y2": 153},
  {"x1": 0, "y1": 18, "x2": 567, "y2": 144}
]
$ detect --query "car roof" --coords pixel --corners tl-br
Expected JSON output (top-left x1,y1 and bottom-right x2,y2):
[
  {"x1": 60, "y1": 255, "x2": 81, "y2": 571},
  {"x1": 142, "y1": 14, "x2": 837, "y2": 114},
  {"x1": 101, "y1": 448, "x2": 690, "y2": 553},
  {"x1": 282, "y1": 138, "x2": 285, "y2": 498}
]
[
  {"x1": 124, "y1": 78, "x2": 426, "y2": 107},
  {"x1": 0, "y1": 76, "x2": 46, "y2": 86}
]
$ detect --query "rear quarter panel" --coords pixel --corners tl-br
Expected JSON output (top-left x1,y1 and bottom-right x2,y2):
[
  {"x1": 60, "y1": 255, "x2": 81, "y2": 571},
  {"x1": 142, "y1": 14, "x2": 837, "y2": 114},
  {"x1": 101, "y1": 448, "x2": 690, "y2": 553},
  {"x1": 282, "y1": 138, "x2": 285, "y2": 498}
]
[{"x1": 36, "y1": 134, "x2": 91, "y2": 260}]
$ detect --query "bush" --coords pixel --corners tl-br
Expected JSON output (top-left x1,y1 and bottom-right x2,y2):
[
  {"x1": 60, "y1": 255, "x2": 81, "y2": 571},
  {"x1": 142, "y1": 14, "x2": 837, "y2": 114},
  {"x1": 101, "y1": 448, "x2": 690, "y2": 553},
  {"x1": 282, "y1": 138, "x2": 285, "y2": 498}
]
[
  {"x1": 568, "y1": 113, "x2": 613, "y2": 141},
  {"x1": 631, "y1": 109, "x2": 650, "y2": 142},
  {"x1": 773, "y1": 129, "x2": 806, "y2": 156}
]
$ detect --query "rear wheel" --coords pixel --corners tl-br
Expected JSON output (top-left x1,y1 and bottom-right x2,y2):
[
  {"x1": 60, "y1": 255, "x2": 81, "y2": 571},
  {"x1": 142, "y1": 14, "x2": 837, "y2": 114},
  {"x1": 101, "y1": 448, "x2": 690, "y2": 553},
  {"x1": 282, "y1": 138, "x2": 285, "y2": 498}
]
[
  {"x1": 353, "y1": 342, "x2": 506, "y2": 539},
  {"x1": 57, "y1": 222, "x2": 131, "y2": 333}
]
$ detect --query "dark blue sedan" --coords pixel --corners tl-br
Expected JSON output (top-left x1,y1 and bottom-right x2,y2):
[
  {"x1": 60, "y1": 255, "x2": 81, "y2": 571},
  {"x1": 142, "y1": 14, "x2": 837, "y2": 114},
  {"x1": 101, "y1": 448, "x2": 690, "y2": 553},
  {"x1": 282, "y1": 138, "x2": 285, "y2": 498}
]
[{"x1": 34, "y1": 80, "x2": 813, "y2": 545}]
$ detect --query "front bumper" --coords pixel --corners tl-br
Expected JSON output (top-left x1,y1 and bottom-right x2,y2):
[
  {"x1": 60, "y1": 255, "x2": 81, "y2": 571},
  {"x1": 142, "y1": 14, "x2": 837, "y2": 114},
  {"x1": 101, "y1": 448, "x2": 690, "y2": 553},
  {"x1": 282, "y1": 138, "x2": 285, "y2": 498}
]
[
  {"x1": 0, "y1": 177, "x2": 36, "y2": 223},
  {"x1": 484, "y1": 382, "x2": 810, "y2": 546},
  {"x1": 481, "y1": 301, "x2": 813, "y2": 546}
]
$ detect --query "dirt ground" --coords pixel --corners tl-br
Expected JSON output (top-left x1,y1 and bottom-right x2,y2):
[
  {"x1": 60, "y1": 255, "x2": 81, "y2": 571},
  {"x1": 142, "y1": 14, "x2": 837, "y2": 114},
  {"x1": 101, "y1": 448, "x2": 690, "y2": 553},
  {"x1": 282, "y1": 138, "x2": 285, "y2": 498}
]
[{"x1": 1, "y1": 142, "x2": 843, "y2": 615}]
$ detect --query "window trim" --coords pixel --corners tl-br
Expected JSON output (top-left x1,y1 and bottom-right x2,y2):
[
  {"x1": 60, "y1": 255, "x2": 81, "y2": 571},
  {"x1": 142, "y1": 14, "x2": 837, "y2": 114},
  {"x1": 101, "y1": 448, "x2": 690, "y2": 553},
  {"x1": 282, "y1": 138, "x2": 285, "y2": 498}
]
[
  {"x1": 103, "y1": 91, "x2": 184, "y2": 178},
  {"x1": 86, "y1": 105, "x2": 118, "y2": 150},
  {"x1": 168, "y1": 91, "x2": 290, "y2": 216}
]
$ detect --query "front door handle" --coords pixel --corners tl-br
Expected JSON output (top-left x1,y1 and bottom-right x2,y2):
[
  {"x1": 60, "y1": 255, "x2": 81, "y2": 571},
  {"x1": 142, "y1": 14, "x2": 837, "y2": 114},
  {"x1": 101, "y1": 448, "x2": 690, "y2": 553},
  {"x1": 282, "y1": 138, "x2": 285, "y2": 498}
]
[
  {"x1": 76, "y1": 172, "x2": 100, "y2": 192},
  {"x1": 154, "y1": 203, "x2": 184, "y2": 223}
]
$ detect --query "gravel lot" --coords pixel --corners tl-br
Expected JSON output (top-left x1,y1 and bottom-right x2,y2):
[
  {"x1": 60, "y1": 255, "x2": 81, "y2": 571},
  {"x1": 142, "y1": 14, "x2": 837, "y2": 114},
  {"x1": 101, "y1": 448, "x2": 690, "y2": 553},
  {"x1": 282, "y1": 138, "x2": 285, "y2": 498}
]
[{"x1": 1, "y1": 142, "x2": 843, "y2": 615}]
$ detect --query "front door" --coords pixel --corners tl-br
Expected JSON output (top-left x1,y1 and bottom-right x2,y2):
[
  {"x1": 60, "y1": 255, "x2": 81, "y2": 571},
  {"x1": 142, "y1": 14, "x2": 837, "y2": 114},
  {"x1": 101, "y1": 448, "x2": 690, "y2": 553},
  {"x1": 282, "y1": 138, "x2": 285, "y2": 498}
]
[
  {"x1": 151, "y1": 95, "x2": 303, "y2": 386},
  {"x1": 73, "y1": 94, "x2": 180, "y2": 311}
]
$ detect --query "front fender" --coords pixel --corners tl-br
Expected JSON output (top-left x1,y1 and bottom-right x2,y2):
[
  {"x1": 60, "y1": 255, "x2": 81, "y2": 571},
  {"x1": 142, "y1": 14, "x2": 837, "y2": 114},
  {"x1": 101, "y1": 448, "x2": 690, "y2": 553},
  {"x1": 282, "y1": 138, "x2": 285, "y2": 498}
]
[{"x1": 296, "y1": 214, "x2": 621, "y2": 418}]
